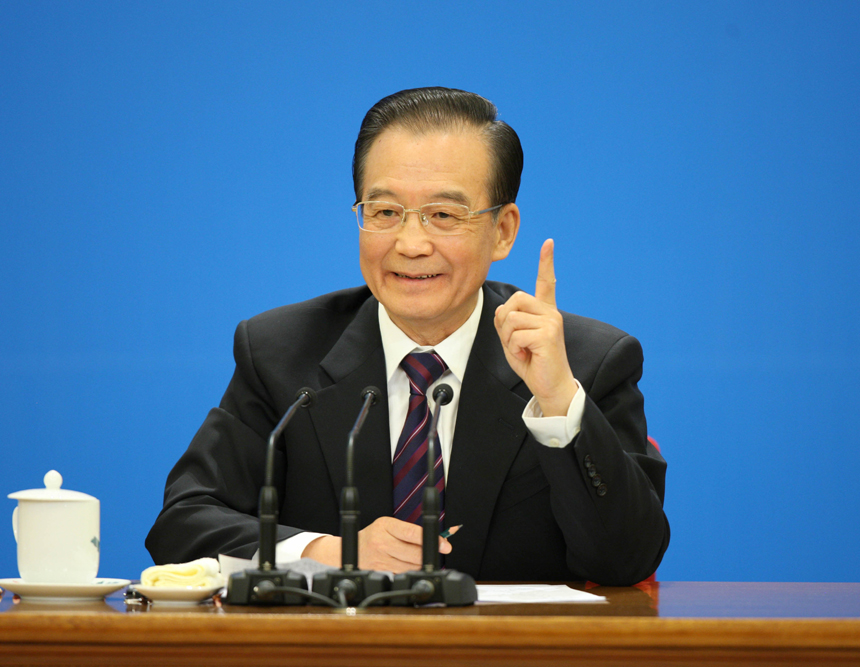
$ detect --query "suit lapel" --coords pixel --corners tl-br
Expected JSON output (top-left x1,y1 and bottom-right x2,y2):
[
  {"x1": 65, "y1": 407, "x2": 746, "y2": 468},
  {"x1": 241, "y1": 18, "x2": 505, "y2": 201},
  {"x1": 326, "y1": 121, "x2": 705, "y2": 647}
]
[
  {"x1": 309, "y1": 295, "x2": 394, "y2": 527},
  {"x1": 445, "y1": 285, "x2": 531, "y2": 576}
]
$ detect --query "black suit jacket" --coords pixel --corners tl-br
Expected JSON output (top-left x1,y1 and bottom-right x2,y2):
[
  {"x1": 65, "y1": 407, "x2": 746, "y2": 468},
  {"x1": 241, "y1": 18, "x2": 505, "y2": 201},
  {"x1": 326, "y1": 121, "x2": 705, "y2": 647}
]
[{"x1": 146, "y1": 282, "x2": 669, "y2": 585}]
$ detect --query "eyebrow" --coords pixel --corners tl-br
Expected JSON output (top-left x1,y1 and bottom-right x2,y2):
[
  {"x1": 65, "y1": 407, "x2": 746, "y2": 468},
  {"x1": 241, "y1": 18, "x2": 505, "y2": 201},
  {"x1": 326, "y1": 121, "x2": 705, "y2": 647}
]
[
  {"x1": 365, "y1": 188, "x2": 397, "y2": 201},
  {"x1": 364, "y1": 188, "x2": 472, "y2": 206}
]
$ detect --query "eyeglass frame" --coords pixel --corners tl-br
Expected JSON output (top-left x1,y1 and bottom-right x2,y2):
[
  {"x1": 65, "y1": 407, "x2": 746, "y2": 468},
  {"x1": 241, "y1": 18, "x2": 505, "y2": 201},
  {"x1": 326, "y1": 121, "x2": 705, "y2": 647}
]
[{"x1": 352, "y1": 200, "x2": 508, "y2": 235}]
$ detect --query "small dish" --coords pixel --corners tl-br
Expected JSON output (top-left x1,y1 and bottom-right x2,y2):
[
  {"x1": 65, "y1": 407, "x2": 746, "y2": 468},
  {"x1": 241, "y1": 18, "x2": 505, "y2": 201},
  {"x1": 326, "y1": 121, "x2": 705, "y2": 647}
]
[
  {"x1": 0, "y1": 578, "x2": 131, "y2": 602},
  {"x1": 131, "y1": 584, "x2": 223, "y2": 605}
]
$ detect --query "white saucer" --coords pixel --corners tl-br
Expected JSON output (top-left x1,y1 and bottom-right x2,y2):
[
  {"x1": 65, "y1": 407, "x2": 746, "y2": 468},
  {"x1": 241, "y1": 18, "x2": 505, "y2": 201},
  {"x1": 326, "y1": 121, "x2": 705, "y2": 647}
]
[
  {"x1": 131, "y1": 584, "x2": 223, "y2": 605},
  {"x1": 0, "y1": 578, "x2": 131, "y2": 603}
]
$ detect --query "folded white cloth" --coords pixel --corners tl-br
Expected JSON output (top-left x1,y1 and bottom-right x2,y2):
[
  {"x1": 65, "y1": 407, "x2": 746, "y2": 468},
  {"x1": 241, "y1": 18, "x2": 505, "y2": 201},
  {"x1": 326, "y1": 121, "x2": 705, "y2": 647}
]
[{"x1": 141, "y1": 557, "x2": 224, "y2": 588}]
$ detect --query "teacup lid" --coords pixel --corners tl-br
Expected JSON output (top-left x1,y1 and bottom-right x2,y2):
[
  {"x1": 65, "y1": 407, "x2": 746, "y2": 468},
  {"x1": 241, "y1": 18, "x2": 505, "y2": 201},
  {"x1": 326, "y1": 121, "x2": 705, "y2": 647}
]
[{"x1": 7, "y1": 470, "x2": 97, "y2": 502}]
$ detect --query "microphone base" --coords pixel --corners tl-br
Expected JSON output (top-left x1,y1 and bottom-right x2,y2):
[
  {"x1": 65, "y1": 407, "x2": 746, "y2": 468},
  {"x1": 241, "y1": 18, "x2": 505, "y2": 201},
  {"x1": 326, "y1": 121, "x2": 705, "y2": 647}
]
[
  {"x1": 226, "y1": 568, "x2": 308, "y2": 606},
  {"x1": 391, "y1": 569, "x2": 478, "y2": 606},
  {"x1": 312, "y1": 569, "x2": 391, "y2": 606}
]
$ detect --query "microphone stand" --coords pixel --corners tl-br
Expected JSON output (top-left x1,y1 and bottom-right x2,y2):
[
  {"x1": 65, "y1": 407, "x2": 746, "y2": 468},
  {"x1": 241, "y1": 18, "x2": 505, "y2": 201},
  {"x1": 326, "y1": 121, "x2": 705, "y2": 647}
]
[
  {"x1": 312, "y1": 387, "x2": 391, "y2": 607},
  {"x1": 389, "y1": 384, "x2": 478, "y2": 606},
  {"x1": 227, "y1": 387, "x2": 321, "y2": 605}
]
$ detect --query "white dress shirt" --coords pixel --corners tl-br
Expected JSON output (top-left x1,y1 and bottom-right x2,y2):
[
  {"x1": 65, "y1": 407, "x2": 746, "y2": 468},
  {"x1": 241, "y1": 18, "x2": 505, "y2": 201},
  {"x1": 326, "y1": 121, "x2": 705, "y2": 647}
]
[{"x1": 268, "y1": 287, "x2": 586, "y2": 563}]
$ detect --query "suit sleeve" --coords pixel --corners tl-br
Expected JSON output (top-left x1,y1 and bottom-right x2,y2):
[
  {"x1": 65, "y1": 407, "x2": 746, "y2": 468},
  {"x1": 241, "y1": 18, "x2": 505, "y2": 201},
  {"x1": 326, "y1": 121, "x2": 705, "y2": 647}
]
[
  {"x1": 145, "y1": 320, "x2": 301, "y2": 564},
  {"x1": 534, "y1": 333, "x2": 669, "y2": 585}
]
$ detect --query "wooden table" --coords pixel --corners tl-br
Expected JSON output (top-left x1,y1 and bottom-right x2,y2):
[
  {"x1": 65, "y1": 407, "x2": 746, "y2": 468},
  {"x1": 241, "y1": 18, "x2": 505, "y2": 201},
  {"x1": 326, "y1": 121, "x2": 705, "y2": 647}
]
[{"x1": 1, "y1": 581, "x2": 859, "y2": 666}]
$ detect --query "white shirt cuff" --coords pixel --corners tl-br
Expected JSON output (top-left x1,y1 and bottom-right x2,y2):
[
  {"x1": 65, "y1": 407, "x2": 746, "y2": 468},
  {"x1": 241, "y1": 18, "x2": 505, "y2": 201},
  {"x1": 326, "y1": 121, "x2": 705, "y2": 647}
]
[
  {"x1": 521, "y1": 379, "x2": 585, "y2": 448},
  {"x1": 252, "y1": 531, "x2": 328, "y2": 565}
]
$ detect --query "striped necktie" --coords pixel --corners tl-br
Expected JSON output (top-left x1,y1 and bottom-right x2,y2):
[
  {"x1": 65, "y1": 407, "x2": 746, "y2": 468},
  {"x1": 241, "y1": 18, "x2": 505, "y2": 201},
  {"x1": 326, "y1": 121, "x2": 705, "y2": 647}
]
[{"x1": 393, "y1": 352, "x2": 448, "y2": 524}]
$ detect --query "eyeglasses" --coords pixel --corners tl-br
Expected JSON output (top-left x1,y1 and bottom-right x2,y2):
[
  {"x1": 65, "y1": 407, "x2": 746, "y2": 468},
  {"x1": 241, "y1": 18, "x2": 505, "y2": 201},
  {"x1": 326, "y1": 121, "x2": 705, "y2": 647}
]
[{"x1": 353, "y1": 201, "x2": 505, "y2": 236}]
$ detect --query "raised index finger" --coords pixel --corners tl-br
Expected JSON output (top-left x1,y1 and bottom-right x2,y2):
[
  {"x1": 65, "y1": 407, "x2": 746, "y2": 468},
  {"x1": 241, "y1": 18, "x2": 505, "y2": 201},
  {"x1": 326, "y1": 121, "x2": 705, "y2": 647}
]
[{"x1": 535, "y1": 238, "x2": 556, "y2": 306}]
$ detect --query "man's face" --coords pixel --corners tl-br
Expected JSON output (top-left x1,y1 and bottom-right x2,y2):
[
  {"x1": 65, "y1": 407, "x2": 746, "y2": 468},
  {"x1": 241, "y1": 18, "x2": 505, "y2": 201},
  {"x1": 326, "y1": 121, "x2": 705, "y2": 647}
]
[{"x1": 358, "y1": 127, "x2": 519, "y2": 345}]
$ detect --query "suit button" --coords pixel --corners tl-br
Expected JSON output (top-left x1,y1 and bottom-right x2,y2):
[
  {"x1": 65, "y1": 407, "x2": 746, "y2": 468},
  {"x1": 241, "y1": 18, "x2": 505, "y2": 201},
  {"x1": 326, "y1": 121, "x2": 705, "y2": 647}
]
[
  {"x1": 591, "y1": 475, "x2": 602, "y2": 487},
  {"x1": 587, "y1": 465, "x2": 597, "y2": 478},
  {"x1": 584, "y1": 455, "x2": 592, "y2": 466},
  {"x1": 596, "y1": 484, "x2": 608, "y2": 496}
]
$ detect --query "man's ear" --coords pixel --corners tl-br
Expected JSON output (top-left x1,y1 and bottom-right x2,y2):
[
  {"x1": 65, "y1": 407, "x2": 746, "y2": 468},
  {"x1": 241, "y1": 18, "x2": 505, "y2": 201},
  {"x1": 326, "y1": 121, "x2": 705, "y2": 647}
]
[{"x1": 491, "y1": 203, "x2": 520, "y2": 261}]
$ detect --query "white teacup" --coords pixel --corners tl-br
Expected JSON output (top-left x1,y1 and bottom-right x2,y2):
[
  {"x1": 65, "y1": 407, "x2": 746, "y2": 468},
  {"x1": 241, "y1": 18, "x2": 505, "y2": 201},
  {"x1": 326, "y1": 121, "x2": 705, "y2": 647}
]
[{"x1": 9, "y1": 470, "x2": 100, "y2": 584}]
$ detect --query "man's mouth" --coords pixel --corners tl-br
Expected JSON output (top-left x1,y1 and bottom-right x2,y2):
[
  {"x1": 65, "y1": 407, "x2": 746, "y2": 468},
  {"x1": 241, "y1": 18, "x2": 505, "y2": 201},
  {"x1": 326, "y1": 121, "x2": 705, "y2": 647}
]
[{"x1": 395, "y1": 273, "x2": 439, "y2": 280}]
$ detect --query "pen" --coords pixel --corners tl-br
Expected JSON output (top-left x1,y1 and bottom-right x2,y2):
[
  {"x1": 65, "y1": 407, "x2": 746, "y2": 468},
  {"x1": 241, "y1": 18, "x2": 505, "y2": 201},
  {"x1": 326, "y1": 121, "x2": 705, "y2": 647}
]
[{"x1": 440, "y1": 525, "x2": 463, "y2": 539}]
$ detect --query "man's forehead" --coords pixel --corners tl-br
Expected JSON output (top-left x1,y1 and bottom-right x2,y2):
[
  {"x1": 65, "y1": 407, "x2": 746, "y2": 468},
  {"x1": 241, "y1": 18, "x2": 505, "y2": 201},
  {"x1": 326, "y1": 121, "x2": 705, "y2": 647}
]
[{"x1": 361, "y1": 127, "x2": 492, "y2": 201}]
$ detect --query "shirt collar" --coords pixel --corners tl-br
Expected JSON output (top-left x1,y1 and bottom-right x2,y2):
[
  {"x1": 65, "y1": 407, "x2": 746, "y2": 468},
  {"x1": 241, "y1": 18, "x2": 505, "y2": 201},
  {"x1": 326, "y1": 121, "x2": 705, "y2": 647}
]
[{"x1": 378, "y1": 287, "x2": 483, "y2": 383}]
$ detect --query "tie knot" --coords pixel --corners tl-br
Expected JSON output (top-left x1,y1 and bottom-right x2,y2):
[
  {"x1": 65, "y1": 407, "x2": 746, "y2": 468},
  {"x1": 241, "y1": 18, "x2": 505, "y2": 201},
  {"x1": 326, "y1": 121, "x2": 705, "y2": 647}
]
[{"x1": 401, "y1": 352, "x2": 447, "y2": 396}]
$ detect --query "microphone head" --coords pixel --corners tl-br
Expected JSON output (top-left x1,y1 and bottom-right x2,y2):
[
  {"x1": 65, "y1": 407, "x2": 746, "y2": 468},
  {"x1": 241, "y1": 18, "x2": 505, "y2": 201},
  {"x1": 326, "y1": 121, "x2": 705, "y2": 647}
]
[
  {"x1": 295, "y1": 386, "x2": 317, "y2": 408},
  {"x1": 360, "y1": 386, "x2": 381, "y2": 405},
  {"x1": 432, "y1": 383, "x2": 454, "y2": 406}
]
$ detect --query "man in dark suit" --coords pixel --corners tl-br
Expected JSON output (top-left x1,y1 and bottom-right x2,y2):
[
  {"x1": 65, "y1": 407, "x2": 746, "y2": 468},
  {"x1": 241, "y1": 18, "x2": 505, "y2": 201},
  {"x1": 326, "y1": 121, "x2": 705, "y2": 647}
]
[{"x1": 146, "y1": 87, "x2": 669, "y2": 585}]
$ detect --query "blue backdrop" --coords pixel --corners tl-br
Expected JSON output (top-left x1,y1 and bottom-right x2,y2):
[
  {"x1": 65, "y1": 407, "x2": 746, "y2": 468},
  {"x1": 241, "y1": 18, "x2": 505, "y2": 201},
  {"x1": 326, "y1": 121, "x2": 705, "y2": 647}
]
[{"x1": 2, "y1": 1, "x2": 858, "y2": 583}]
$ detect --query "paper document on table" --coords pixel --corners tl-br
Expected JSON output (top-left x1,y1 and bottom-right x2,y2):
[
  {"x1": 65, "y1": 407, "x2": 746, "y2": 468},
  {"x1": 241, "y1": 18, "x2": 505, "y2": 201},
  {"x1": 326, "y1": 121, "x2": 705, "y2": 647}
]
[{"x1": 476, "y1": 584, "x2": 606, "y2": 603}]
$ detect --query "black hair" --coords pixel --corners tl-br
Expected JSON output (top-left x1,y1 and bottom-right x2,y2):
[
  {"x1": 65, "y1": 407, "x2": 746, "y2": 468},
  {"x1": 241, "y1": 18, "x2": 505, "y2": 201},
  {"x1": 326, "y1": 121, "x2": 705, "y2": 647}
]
[{"x1": 352, "y1": 87, "x2": 523, "y2": 209}]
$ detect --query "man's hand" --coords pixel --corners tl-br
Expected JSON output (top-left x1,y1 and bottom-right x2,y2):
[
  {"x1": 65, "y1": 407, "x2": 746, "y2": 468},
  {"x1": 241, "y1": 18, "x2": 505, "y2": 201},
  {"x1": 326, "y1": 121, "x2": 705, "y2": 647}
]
[
  {"x1": 494, "y1": 238, "x2": 578, "y2": 417},
  {"x1": 302, "y1": 516, "x2": 453, "y2": 572}
]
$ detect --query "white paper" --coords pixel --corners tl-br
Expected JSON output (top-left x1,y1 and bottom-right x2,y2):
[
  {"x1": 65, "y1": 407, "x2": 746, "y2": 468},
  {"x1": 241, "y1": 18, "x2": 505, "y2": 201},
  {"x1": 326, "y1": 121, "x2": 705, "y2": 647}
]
[{"x1": 476, "y1": 584, "x2": 606, "y2": 604}]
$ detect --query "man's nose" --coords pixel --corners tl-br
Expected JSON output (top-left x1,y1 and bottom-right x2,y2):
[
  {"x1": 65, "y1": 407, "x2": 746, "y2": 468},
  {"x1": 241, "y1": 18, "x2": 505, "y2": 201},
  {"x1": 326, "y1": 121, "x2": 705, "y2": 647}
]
[{"x1": 395, "y1": 210, "x2": 434, "y2": 253}]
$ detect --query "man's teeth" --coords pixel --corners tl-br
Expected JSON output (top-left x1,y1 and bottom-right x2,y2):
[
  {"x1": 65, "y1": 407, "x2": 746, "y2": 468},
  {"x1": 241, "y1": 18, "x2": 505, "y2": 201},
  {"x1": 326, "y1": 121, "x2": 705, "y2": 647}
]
[{"x1": 397, "y1": 273, "x2": 437, "y2": 279}]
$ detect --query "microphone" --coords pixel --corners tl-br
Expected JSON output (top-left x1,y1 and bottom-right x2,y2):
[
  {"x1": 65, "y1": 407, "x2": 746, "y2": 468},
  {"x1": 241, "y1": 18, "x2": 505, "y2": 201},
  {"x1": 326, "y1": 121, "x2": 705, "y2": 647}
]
[
  {"x1": 312, "y1": 386, "x2": 391, "y2": 606},
  {"x1": 227, "y1": 387, "x2": 319, "y2": 606},
  {"x1": 259, "y1": 386, "x2": 317, "y2": 570},
  {"x1": 342, "y1": 386, "x2": 380, "y2": 571},
  {"x1": 421, "y1": 383, "x2": 453, "y2": 571},
  {"x1": 389, "y1": 383, "x2": 478, "y2": 607}
]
